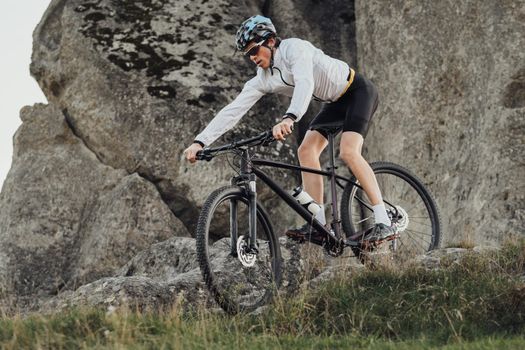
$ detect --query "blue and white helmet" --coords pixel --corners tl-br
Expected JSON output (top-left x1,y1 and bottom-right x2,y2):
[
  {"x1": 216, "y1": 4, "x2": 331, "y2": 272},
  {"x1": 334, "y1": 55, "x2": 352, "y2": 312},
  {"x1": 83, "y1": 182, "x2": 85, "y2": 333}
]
[{"x1": 235, "y1": 15, "x2": 276, "y2": 51}]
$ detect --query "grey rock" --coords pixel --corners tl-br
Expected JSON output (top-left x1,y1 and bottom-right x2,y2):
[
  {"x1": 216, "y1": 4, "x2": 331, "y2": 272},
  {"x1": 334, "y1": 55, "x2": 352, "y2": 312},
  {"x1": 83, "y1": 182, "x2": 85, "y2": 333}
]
[
  {"x1": 355, "y1": 0, "x2": 525, "y2": 244},
  {"x1": 41, "y1": 276, "x2": 176, "y2": 314},
  {"x1": 70, "y1": 173, "x2": 189, "y2": 288},
  {"x1": 117, "y1": 237, "x2": 199, "y2": 281},
  {"x1": 38, "y1": 237, "x2": 363, "y2": 314},
  {"x1": 30, "y1": 0, "x2": 312, "y2": 235},
  {"x1": 20, "y1": 239, "x2": 505, "y2": 315},
  {"x1": 0, "y1": 103, "x2": 187, "y2": 300}
]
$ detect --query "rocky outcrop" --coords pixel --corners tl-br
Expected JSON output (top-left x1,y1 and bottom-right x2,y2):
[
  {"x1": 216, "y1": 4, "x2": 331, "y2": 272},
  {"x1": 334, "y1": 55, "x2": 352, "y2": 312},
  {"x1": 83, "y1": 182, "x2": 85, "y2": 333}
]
[
  {"x1": 38, "y1": 237, "x2": 361, "y2": 314},
  {"x1": 29, "y1": 0, "x2": 304, "y2": 235},
  {"x1": 0, "y1": 103, "x2": 187, "y2": 299},
  {"x1": 37, "y1": 243, "x2": 499, "y2": 315},
  {"x1": 356, "y1": 0, "x2": 525, "y2": 244}
]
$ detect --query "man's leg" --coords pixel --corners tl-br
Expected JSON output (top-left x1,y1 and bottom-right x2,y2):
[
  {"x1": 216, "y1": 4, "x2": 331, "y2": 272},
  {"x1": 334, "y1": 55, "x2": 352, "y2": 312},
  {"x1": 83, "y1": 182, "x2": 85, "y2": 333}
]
[
  {"x1": 286, "y1": 129, "x2": 329, "y2": 242},
  {"x1": 339, "y1": 131, "x2": 395, "y2": 239},
  {"x1": 339, "y1": 131, "x2": 382, "y2": 205},
  {"x1": 297, "y1": 130, "x2": 328, "y2": 204}
]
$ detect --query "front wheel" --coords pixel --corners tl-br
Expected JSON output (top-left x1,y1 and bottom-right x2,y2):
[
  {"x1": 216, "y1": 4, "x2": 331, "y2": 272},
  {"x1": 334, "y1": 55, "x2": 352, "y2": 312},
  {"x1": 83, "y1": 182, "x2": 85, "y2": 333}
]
[
  {"x1": 196, "y1": 186, "x2": 282, "y2": 314},
  {"x1": 341, "y1": 162, "x2": 441, "y2": 260}
]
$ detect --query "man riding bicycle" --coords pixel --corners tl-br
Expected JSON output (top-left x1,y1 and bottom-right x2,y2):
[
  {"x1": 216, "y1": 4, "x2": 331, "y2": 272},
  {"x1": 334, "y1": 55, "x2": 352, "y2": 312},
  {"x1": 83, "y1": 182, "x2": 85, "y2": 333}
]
[{"x1": 183, "y1": 15, "x2": 397, "y2": 243}]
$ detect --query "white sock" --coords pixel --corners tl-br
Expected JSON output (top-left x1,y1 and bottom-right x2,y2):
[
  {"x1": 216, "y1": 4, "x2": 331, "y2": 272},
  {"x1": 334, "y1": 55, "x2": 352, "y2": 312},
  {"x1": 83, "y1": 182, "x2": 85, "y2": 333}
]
[
  {"x1": 315, "y1": 204, "x2": 326, "y2": 225},
  {"x1": 373, "y1": 204, "x2": 391, "y2": 226}
]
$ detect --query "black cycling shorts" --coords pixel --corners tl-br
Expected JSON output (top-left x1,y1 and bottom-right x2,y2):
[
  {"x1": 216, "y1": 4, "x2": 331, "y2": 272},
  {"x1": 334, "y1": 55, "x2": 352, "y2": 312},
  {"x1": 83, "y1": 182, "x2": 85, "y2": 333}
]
[{"x1": 309, "y1": 72, "x2": 379, "y2": 139}]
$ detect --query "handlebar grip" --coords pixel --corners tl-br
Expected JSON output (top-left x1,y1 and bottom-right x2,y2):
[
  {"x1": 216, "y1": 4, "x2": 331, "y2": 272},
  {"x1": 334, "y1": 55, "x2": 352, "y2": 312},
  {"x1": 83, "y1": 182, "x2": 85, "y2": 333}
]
[
  {"x1": 195, "y1": 149, "x2": 213, "y2": 161},
  {"x1": 262, "y1": 130, "x2": 276, "y2": 146}
]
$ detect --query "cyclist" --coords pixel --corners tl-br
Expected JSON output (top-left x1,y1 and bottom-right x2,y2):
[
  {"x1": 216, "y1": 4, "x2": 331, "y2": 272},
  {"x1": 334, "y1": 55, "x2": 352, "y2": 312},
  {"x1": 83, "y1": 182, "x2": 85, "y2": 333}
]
[{"x1": 183, "y1": 15, "x2": 397, "y2": 243}]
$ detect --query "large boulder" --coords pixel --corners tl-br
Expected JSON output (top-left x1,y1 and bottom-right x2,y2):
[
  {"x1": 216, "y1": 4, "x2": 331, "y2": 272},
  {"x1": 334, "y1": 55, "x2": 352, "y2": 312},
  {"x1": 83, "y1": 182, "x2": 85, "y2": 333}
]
[
  {"x1": 0, "y1": 103, "x2": 187, "y2": 301},
  {"x1": 29, "y1": 0, "x2": 309, "y2": 234},
  {"x1": 355, "y1": 0, "x2": 525, "y2": 244},
  {"x1": 1, "y1": 0, "x2": 358, "y2": 313}
]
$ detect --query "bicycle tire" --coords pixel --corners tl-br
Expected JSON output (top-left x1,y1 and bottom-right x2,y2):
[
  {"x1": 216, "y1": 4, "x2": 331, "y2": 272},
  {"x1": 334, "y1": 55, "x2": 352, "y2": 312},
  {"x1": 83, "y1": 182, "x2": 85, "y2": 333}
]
[
  {"x1": 196, "y1": 186, "x2": 282, "y2": 314},
  {"x1": 341, "y1": 161, "x2": 441, "y2": 261}
]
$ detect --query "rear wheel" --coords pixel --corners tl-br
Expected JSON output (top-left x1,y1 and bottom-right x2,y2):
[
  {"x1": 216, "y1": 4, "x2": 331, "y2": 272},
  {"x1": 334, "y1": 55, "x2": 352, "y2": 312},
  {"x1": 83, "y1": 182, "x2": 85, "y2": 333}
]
[
  {"x1": 196, "y1": 186, "x2": 282, "y2": 314},
  {"x1": 341, "y1": 162, "x2": 441, "y2": 262}
]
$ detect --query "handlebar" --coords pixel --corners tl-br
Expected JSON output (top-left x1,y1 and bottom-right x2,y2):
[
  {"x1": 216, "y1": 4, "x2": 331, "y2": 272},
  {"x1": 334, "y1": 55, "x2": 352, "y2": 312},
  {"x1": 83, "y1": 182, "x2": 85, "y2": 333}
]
[{"x1": 196, "y1": 130, "x2": 276, "y2": 161}]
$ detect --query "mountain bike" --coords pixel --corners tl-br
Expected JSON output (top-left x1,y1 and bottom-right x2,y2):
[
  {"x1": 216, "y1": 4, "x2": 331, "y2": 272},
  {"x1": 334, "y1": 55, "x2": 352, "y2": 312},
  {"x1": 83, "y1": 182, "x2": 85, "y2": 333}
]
[{"x1": 195, "y1": 124, "x2": 441, "y2": 314}]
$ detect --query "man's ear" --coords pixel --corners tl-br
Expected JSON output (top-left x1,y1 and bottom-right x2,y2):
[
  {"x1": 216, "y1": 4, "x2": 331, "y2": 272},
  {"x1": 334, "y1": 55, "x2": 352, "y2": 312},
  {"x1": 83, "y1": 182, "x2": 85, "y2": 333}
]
[{"x1": 267, "y1": 37, "x2": 276, "y2": 47}]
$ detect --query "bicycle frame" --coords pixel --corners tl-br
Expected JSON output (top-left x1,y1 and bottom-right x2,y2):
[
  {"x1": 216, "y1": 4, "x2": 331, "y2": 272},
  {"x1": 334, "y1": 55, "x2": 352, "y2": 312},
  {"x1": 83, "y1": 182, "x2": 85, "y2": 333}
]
[{"x1": 231, "y1": 132, "x2": 362, "y2": 249}]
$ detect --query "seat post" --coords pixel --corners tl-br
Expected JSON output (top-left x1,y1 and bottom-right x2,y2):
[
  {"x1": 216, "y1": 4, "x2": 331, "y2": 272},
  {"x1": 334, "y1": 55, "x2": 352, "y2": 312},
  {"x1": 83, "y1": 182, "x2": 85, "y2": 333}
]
[
  {"x1": 327, "y1": 132, "x2": 341, "y2": 236},
  {"x1": 327, "y1": 133, "x2": 336, "y2": 172}
]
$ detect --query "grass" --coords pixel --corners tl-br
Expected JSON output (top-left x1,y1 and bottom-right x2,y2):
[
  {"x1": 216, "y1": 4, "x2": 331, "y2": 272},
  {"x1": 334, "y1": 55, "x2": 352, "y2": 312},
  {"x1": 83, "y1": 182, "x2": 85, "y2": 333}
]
[{"x1": 0, "y1": 238, "x2": 524, "y2": 349}]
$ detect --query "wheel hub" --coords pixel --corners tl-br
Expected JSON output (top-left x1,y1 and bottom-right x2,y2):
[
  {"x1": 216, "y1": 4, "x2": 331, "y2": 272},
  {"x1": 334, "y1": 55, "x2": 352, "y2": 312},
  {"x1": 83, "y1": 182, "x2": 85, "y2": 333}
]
[{"x1": 236, "y1": 235, "x2": 257, "y2": 267}]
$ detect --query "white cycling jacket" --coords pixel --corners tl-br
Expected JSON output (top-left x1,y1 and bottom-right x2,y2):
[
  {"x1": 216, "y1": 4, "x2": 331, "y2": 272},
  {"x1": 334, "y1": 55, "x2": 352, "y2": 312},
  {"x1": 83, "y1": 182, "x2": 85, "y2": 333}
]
[{"x1": 195, "y1": 38, "x2": 351, "y2": 146}]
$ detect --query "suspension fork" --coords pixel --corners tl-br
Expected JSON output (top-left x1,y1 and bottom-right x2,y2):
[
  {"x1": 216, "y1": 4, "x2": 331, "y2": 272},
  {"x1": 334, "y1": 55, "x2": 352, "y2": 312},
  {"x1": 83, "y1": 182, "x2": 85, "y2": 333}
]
[
  {"x1": 247, "y1": 173, "x2": 258, "y2": 252},
  {"x1": 230, "y1": 149, "x2": 258, "y2": 253},
  {"x1": 229, "y1": 177, "x2": 239, "y2": 256},
  {"x1": 229, "y1": 172, "x2": 258, "y2": 255}
]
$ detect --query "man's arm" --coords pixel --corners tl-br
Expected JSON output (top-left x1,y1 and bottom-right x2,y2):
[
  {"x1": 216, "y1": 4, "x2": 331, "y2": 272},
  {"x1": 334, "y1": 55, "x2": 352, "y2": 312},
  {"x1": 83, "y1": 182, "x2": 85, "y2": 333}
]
[{"x1": 194, "y1": 79, "x2": 266, "y2": 146}]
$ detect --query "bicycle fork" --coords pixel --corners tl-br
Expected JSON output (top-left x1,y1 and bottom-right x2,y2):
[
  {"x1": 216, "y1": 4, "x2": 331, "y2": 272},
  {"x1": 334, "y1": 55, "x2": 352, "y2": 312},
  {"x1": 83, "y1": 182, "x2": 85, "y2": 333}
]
[
  {"x1": 247, "y1": 174, "x2": 258, "y2": 253},
  {"x1": 230, "y1": 150, "x2": 258, "y2": 256},
  {"x1": 230, "y1": 163, "x2": 259, "y2": 256}
]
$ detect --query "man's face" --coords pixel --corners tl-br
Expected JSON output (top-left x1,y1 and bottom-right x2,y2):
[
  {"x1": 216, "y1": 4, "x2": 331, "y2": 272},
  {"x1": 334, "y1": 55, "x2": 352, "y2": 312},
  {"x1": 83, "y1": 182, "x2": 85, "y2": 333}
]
[{"x1": 244, "y1": 38, "x2": 274, "y2": 69}]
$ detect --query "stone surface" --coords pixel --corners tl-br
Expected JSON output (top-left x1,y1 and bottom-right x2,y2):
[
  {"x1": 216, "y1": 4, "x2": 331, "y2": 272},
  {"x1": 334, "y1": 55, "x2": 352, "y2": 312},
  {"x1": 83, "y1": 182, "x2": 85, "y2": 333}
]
[
  {"x1": 355, "y1": 0, "x2": 525, "y2": 244},
  {"x1": 40, "y1": 276, "x2": 179, "y2": 314},
  {"x1": 0, "y1": 103, "x2": 187, "y2": 300},
  {"x1": 38, "y1": 237, "x2": 363, "y2": 314},
  {"x1": 37, "y1": 243, "x2": 498, "y2": 315},
  {"x1": 29, "y1": 0, "x2": 314, "y2": 235}
]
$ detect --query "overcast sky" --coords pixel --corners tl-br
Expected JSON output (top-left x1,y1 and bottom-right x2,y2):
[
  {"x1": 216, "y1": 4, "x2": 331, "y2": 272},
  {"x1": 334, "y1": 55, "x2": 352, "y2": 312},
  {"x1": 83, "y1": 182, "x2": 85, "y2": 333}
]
[{"x1": 0, "y1": 1, "x2": 50, "y2": 190}]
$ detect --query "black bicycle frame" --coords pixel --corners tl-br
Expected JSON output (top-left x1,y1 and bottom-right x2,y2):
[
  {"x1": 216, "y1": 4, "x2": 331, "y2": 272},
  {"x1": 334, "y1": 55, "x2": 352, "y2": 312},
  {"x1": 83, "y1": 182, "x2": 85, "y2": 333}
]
[{"x1": 234, "y1": 132, "x2": 361, "y2": 245}]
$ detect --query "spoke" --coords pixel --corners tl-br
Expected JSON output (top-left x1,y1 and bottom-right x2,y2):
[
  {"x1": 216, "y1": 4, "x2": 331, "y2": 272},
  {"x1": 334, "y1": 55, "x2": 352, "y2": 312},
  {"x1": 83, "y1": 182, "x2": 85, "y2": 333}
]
[
  {"x1": 402, "y1": 230, "x2": 430, "y2": 243},
  {"x1": 408, "y1": 219, "x2": 433, "y2": 228},
  {"x1": 356, "y1": 216, "x2": 374, "y2": 224},
  {"x1": 403, "y1": 198, "x2": 425, "y2": 216},
  {"x1": 399, "y1": 235, "x2": 426, "y2": 252},
  {"x1": 403, "y1": 229, "x2": 432, "y2": 248},
  {"x1": 404, "y1": 227, "x2": 433, "y2": 238}
]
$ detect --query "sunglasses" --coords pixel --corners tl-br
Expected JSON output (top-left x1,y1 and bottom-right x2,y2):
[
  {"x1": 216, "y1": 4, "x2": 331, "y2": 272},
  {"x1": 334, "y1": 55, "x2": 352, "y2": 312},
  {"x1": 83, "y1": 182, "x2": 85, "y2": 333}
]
[{"x1": 244, "y1": 40, "x2": 266, "y2": 56}]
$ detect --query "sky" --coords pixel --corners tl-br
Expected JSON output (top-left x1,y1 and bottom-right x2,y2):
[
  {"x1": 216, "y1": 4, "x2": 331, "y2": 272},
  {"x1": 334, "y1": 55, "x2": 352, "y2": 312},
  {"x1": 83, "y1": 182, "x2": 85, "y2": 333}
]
[{"x1": 0, "y1": 1, "x2": 50, "y2": 190}]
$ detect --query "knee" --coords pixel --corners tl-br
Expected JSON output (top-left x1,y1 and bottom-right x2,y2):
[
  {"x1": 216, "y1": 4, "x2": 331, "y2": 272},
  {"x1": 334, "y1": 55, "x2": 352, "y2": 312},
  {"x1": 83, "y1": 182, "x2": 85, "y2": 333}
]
[
  {"x1": 340, "y1": 148, "x2": 362, "y2": 165},
  {"x1": 298, "y1": 142, "x2": 321, "y2": 162}
]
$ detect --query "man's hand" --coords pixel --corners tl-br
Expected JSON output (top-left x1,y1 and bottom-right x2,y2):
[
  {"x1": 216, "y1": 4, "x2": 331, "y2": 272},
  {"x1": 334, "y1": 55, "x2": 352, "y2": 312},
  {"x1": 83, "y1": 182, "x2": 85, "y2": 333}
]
[
  {"x1": 272, "y1": 117, "x2": 294, "y2": 141},
  {"x1": 183, "y1": 143, "x2": 204, "y2": 164}
]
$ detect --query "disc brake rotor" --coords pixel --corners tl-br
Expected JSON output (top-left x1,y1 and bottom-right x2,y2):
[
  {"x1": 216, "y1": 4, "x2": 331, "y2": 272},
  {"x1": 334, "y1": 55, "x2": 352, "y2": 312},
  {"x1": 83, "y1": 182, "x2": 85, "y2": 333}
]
[
  {"x1": 236, "y1": 235, "x2": 257, "y2": 267},
  {"x1": 391, "y1": 205, "x2": 409, "y2": 232}
]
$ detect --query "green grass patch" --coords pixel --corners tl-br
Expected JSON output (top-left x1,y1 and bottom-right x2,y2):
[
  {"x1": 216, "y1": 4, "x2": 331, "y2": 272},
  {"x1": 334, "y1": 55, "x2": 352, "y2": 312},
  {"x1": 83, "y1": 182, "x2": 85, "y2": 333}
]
[{"x1": 1, "y1": 239, "x2": 524, "y2": 349}]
